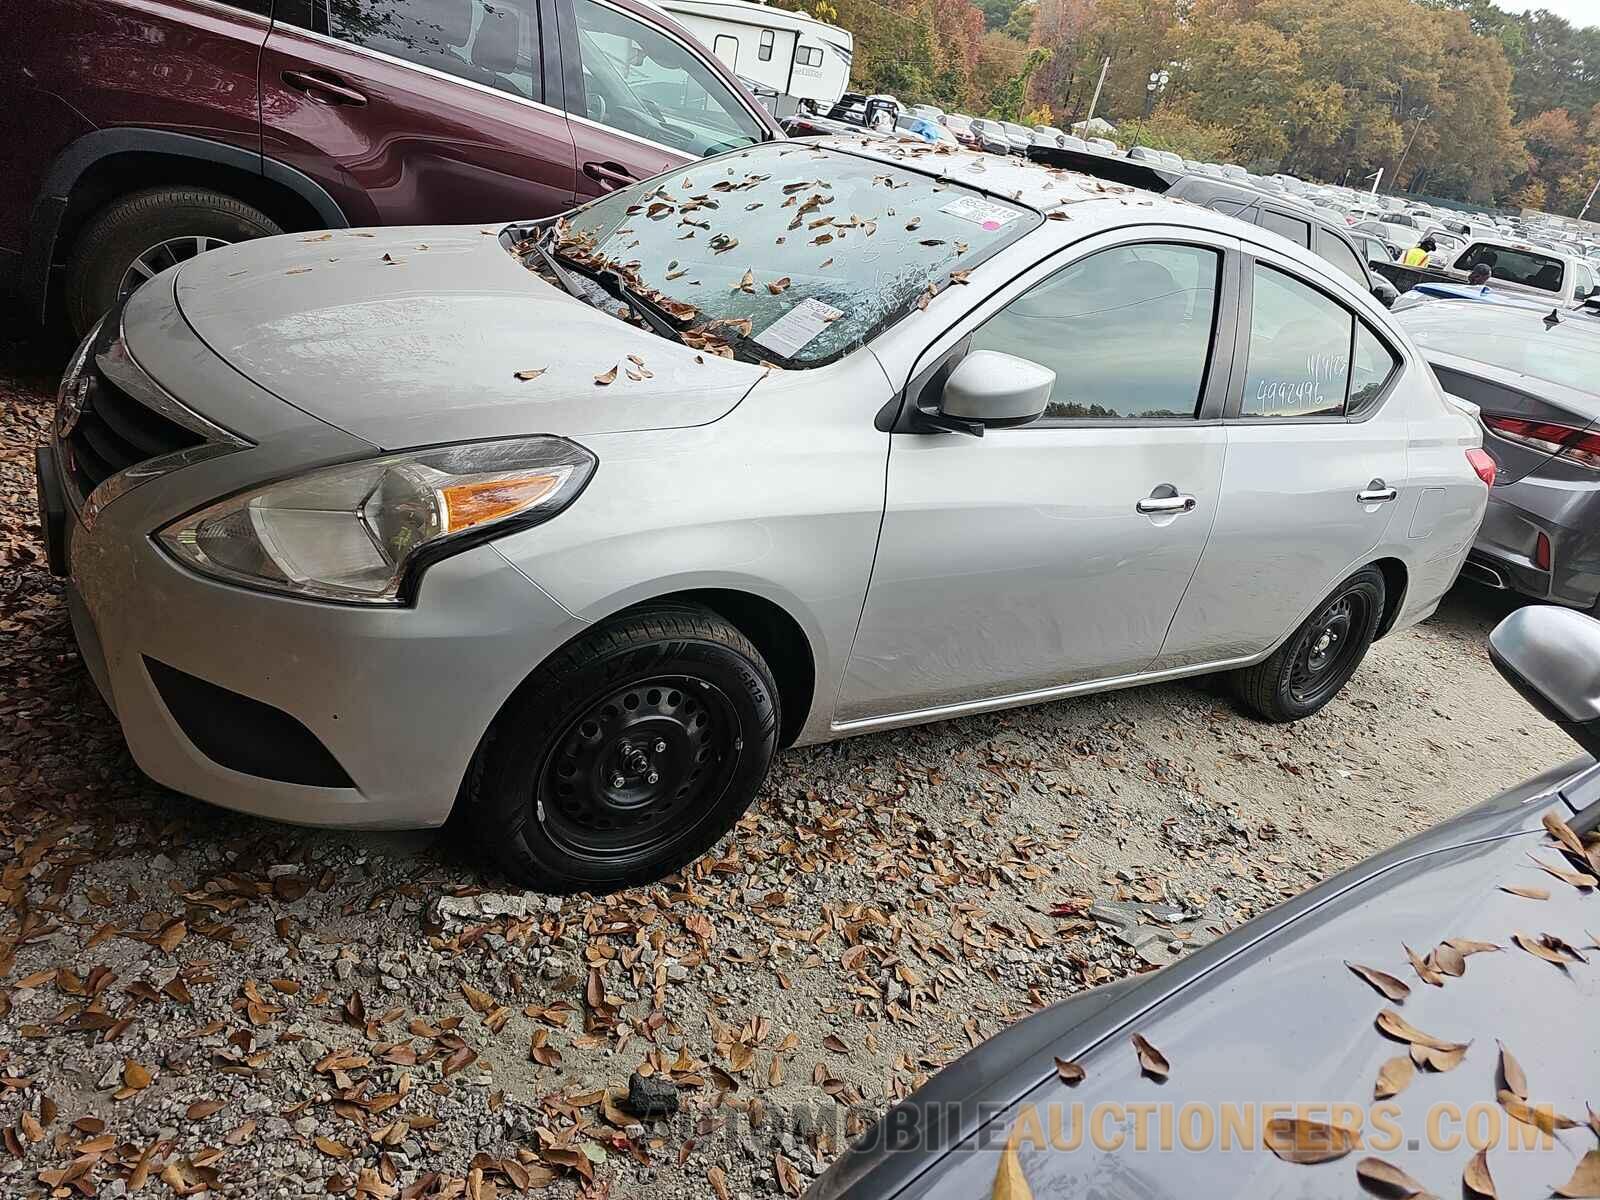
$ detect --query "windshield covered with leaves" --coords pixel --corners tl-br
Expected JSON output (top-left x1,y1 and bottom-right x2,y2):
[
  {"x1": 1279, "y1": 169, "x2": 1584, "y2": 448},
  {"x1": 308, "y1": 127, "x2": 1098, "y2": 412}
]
[{"x1": 523, "y1": 141, "x2": 1041, "y2": 367}]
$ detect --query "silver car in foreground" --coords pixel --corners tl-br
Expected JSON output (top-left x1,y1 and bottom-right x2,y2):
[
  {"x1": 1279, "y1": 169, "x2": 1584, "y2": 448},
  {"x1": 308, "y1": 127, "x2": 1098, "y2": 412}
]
[{"x1": 37, "y1": 136, "x2": 1489, "y2": 892}]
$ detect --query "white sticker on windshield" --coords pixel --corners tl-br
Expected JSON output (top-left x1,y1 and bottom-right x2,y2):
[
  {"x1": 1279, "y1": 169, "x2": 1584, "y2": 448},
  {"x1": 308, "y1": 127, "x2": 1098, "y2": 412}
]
[
  {"x1": 940, "y1": 196, "x2": 1023, "y2": 230},
  {"x1": 754, "y1": 298, "x2": 845, "y2": 359}
]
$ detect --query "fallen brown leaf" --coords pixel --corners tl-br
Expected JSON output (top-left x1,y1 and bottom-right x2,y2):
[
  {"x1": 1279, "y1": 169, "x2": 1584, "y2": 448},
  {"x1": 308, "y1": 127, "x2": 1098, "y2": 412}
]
[
  {"x1": 1410, "y1": 1041, "x2": 1469, "y2": 1072},
  {"x1": 1556, "y1": 1149, "x2": 1600, "y2": 1197},
  {"x1": 1374, "y1": 1055, "x2": 1414, "y2": 1099},
  {"x1": 595, "y1": 365, "x2": 619, "y2": 386},
  {"x1": 1347, "y1": 961, "x2": 1410, "y2": 1002},
  {"x1": 513, "y1": 368, "x2": 546, "y2": 381},
  {"x1": 185, "y1": 1099, "x2": 226, "y2": 1122},
  {"x1": 1263, "y1": 1117, "x2": 1359, "y2": 1164},
  {"x1": 1463, "y1": 1147, "x2": 1497, "y2": 1198},
  {"x1": 1053, "y1": 1057, "x2": 1085, "y2": 1085},
  {"x1": 1130, "y1": 1034, "x2": 1168, "y2": 1081},
  {"x1": 1500, "y1": 884, "x2": 1550, "y2": 900},
  {"x1": 1374, "y1": 1009, "x2": 1465, "y2": 1051},
  {"x1": 991, "y1": 1124, "x2": 1033, "y2": 1200},
  {"x1": 1497, "y1": 1090, "x2": 1580, "y2": 1135},
  {"x1": 1355, "y1": 1155, "x2": 1428, "y2": 1196},
  {"x1": 1497, "y1": 1043, "x2": 1527, "y2": 1099},
  {"x1": 1404, "y1": 943, "x2": 1444, "y2": 987}
]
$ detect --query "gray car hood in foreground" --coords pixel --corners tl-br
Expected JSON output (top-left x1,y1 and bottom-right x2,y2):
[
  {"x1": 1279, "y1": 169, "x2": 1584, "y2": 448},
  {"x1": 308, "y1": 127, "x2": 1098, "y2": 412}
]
[{"x1": 173, "y1": 226, "x2": 768, "y2": 450}]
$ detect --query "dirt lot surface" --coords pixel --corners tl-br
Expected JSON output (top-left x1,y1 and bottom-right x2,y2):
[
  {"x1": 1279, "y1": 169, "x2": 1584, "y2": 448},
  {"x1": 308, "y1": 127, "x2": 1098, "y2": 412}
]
[{"x1": 0, "y1": 332, "x2": 1576, "y2": 1199}]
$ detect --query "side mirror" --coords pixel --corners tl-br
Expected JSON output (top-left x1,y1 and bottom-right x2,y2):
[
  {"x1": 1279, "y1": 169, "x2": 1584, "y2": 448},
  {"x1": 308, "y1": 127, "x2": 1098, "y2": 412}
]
[
  {"x1": 1489, "y1": 606, "x2": 1600, "y2": 760},
  {"x1": 927, "y1": 351, "x2": 1053, "y2": 435},
  {"x1": 1370, "y1": 278, "x2": 1399, "y2": 308}
]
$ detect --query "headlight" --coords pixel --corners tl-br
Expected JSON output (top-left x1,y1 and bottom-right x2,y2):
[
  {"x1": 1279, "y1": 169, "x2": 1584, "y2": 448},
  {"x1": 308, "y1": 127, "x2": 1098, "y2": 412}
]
[{"x1": 158, "y1": 436, "x2": 596, "y2": 604}]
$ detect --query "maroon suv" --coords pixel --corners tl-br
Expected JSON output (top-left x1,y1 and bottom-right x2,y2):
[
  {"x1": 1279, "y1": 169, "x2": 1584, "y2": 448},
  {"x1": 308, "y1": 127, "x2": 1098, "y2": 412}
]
[{"x1": 0, "y1": 0, "x2": 782, "y2": 335}]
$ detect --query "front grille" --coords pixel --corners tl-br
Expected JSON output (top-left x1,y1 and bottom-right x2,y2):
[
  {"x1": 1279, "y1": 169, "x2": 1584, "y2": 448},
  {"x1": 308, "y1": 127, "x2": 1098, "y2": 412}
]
[{"x1": 59, "y1": 322, "x2": 206, "y2": 501}]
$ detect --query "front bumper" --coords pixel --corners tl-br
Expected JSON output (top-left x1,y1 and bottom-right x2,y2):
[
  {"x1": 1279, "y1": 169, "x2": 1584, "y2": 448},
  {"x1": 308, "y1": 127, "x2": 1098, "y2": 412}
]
[
  {"x1": 1471, "y1": 471, "x2": 1600, "y2": 609},
  {"x1": 38, "y1": 288, "x2": 587, "y2": 829}
]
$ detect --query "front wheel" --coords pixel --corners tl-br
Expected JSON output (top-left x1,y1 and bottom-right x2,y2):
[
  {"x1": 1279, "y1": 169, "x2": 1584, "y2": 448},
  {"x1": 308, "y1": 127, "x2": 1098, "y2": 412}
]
[
  {"x1": 467, "y1": 606, "x2": 779, "y2": 893},
  {"x1": 1231, "y1": 566, "x2": 1386, "y2": 723}
]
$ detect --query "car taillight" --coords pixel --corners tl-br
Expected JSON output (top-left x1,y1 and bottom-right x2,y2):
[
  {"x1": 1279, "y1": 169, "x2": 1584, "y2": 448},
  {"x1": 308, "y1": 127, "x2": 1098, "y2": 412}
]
[
  {"x1": 1534, "y1": 531, "x2": 1552, "y2": 572},
  {"x1": 1465, "y1": 448, "x2": 1497, "y2": 486},
  {"x1": 1483, "y1": 414, "x2": 1600, "y2": 469}
]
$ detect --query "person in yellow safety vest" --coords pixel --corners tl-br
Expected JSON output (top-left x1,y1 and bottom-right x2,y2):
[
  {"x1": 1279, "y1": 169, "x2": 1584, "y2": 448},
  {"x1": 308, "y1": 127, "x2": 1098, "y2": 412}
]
[{"x1": 1401, "y1": 236, "x2": 1436, "y2": 268}]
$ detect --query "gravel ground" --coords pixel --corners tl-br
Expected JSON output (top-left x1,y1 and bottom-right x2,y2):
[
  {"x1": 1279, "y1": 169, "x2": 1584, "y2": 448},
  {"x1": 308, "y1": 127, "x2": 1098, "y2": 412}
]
[{"x1": 0, "y1": 329, "x2": 1576, "y2": 1199}]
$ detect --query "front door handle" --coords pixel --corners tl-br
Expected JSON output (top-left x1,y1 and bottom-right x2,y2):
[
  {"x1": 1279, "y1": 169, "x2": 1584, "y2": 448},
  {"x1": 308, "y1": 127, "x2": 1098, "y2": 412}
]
[
  {"x1": 1136, "y1": 493, "x2": 1198, "y2": 515},
  {"x1": 282, "y1": 70, "x2": 367, "y2": 106},
  {"x1": 583, "y1": 160, "x2": 636, "y2": 189},
  {"x1": 1357, "y1": 480, "x2": 1399, "y2": 504}
]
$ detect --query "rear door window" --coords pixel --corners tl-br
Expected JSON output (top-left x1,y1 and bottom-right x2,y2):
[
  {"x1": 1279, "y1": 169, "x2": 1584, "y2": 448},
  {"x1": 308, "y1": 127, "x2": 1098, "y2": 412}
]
[
  {"x1": 327, "y1": 0, "x2": 543, "y2": 101},
  {"x1": 1240, "y1": 264, "x2": 1351, "y2": 420},
  {"x1": 1348, "y1": 323, "x2": 1399, "y2": 417},
  {"x1": 1453, "y1": 243, "x2": 1565, "y2": 292}
]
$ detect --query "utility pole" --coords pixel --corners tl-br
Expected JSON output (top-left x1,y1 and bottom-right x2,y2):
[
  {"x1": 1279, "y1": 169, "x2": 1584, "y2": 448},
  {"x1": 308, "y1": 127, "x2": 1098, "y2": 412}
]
[
  {"x1": 1580, "y1": 171, "x2": 1600, "y2": 223},
  {"x1": 1083, "y1": 55, "x2": 1110, "y2": 128},
  {"x1": 1392, "y1": 109, "x2": 1430, "y2": 191}
]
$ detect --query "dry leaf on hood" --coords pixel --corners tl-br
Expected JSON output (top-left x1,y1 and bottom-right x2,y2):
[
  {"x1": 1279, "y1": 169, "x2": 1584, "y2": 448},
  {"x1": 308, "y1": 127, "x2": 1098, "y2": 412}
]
[
  {"x1": 1263, "y1": 1118, "x2": 1358, "y2": 1164},
  {"x1": 1543, "y1": 811, "x2": 1586, "y2": 857},
  {"x1": 1500, "y1": 884, "x2": 1549, "y2": 900},
  {"x1": 1053, "y1": 1058, "x2": 1085, "y2": 1085},
  {"x1": 1374, "y1": 1009, "x2": 1466, "y2": 1051},
  {"x1": 1445, "y1": 938, "x2": 1501, "y2": 957},
  {"x1": 766, "y1": 277, "x2": 791, "y2": 294},
  {"x1": 1347, "y1": 961, "x2": 1410, "y2": 1002},
  {"x1": 1355, "y1": 1155, "x2": 1428, "y2": 1197},
  {"x1": 1410, "y1": 1041, "x2": 1469, "y2": 1072},
  {"x1": 1428, "y1": 942, "x2": 1466, "y2": 977},
  {"x1": 1374, "y1": 1055, "x2": 1414, "y2": 1099},
  {"x1": 991, "y1": 1124, "x2": 1033, "y2": 1200},
  {"x1": 1530, "y1": 856, "x2": 1597, "y2": 889},
  {"x1": 1404, "y1": 944, "x2": 1445, "y2": 987},
  {"x1": 1497, "y1": 1090, "x2": 1580, "y2": 1134},
  {"x1": 1130, "y1": 1034, "x2": 1169, "y2": 1081},
  {"x1": 513, "y1": 368, "x2": 546, "y2": 381},
  {"x1": 733, "y1": 269, "x2": 755, "y2": 293},
  {"x1": 1463, "y1": 1147, "x2": 1497, "y2": 1198},
  {"x1": 1497, "y1": 1043, "x2": 1527, "y2": 1099},
  {"x1": 595, "y1": 365, "x2": 619, "y2": 386},
  {"x1": 1513, "y1": 931, "x2": 1579, "y2": 965},
  {"x1": 1556, "y1": 1150, "x2": 1600, "y2": 1198}
]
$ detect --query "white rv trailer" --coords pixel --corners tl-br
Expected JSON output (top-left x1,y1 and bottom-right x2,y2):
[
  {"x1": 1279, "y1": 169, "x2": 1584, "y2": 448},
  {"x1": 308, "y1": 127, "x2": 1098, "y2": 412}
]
[{"x1": 654, "y1": 0, "x2": 853, "y2": 111}]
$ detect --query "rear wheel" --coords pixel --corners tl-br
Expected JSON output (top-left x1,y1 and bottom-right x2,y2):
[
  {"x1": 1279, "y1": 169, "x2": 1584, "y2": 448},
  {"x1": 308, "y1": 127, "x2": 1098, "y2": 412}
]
[
  {"x1": 468, "y1": 606, "x2": 779, "y2": 893},
  {"x1": 1231, "y1": 566, "x2": 1386, "y2": 722},
  {"x1": 63, "y1": 187, "x2": 282, "y2": 335}
]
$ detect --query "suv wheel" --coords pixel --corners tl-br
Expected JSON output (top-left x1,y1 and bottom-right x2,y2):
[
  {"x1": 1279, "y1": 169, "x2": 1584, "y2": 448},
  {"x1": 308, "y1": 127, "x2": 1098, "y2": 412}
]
[
  {"x1": 467, "y1": 605, "x2": 780, "y2": 893},
  {"x1": 1231, "y1": 566, "x2": 1386, "y2": 723},
  {"x1": 64, "y1": 187, "x2": 282, "y2": 335}
]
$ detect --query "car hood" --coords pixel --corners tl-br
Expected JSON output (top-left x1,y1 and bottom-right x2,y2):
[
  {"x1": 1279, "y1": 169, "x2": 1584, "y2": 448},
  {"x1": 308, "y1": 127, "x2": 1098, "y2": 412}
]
[
  {"x1": 173, "y1": 226, "x2": 768, "y2": 450},
  {"x1": 813, "y1": 756, "x2": 1600, "y2": 1200}
]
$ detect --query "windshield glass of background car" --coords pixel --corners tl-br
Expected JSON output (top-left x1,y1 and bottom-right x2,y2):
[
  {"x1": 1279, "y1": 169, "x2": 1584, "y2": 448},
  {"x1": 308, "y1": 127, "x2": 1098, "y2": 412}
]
[
  {"x1": 1406, "y1": 320, "x2": 1599, "y2": 393},
  {"x1": 572, "y1": 0, "x2": 766, "y2": 157},
  {"x1": 1454, "y1": 243, "x2": 1566, "y2": 292},
  {"x1": 557, "y1": 142, "x2": 1040, "y2": 366}
]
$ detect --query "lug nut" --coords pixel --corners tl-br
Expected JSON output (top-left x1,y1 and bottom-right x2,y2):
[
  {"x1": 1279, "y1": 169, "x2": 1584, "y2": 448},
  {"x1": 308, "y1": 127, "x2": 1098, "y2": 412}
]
[
  {"x1": 611, "y1": 775, "x2": 626, "y2": 788},
  {"x1": 646, "y1": 771, "x2": 660, "y2": 784},
  {"x1": 654, "y1": 740, "x2": 667, "y2": 753}
]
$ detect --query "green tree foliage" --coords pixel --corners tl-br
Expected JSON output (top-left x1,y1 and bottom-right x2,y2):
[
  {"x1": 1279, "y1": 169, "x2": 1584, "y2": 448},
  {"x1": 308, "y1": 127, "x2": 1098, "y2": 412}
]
[{"x1": 816, "y1": 0, "x2": 1596, "y2": 211}]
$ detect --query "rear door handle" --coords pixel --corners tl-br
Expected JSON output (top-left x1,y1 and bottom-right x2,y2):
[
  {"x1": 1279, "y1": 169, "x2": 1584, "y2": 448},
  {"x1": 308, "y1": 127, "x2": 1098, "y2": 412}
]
[
  {"x1": 583, "y1": 160, "x2": 636, "y2": 189},
  {"x1": 282, "y1": 70, "x2": 367, "y2": 106},
  {"x1": 1136, "y1": 493, "x2": 1197, "y2": 515},
  {"x1": 1357, "y1": 480, "x2": 1399, "y2": 504}
]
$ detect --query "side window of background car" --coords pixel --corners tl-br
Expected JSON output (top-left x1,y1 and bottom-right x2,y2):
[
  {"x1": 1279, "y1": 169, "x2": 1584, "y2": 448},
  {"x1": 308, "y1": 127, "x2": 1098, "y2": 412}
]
[
  {"x1": 967, "y1": 243, "x2": 1221, "y2": 420},
  {"x1": 1260, "y1": 209, "x2": 1311, "y2": 247},
  {"x1": 1575, "y1": 262, "x2": 1596, "y2": 300},
  {"x1": 1314, "y1": 228, "x2": 1368, "y2": 285},
  {"x1": 327, "y1": 0, "x2": 543, "y2": 100},
  {"x1": 570, "y1": 0, "x2": 767, "y2": 156},
  {"x1": 1240, "y1": 265, "x2": 1352, "y2": 420}
]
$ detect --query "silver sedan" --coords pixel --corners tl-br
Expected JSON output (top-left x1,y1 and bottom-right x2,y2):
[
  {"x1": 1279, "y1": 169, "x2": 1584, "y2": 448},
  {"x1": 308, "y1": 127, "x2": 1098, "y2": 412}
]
[{"x1": 36, "y1": 137, "x2": 1489, "y2": 891}]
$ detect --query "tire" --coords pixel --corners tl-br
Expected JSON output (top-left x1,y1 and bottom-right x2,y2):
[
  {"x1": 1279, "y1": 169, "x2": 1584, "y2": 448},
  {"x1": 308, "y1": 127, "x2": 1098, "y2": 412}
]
[
  {"x1": 1231, "y1": 566, "x2": 1386, "y2": 723},
  {"x1": 467, "y1": 605, "x2": 780, "y2": 893},
  {"x1": 63, "y1": 187, "x2": 282, "y2": 336}
]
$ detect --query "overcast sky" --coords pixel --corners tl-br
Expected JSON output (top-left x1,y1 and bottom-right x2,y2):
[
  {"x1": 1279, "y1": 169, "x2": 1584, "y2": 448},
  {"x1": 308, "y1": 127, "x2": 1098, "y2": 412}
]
[{"x1": 1496, "y1": 0, "x2": 1598, "y2": 29}]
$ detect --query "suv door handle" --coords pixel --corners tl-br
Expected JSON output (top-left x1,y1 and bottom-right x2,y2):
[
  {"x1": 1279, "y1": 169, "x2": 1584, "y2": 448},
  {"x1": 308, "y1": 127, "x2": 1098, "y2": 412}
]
[
  {"x1": 282, "y1": 70, "x2": 367, "y2": 106},
  {"x1": 1136, "y1": 492, "x2": 1198, "y2": 515},
  {"x1": 1357, "y1": 481, "x2": 1399, "y2": 504},
  {"x1": 583, "y1": 160, "x2": 635, "y2": 189}
]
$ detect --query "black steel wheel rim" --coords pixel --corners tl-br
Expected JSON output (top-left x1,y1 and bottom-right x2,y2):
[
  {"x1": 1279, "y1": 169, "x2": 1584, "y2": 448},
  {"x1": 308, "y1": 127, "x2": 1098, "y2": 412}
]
[
  {"x1": 1289, "y1": 591, "x2": 1367, "y2": 706},
  {"x1": 536, "y1": 675, "x2": 742, "y2": 862}
]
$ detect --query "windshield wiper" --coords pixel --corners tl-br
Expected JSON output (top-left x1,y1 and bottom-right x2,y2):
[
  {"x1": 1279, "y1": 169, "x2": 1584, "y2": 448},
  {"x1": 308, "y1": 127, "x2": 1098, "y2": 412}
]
[{"x1": 536, "y1": 230, "x2": 689, "y2": 347}]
